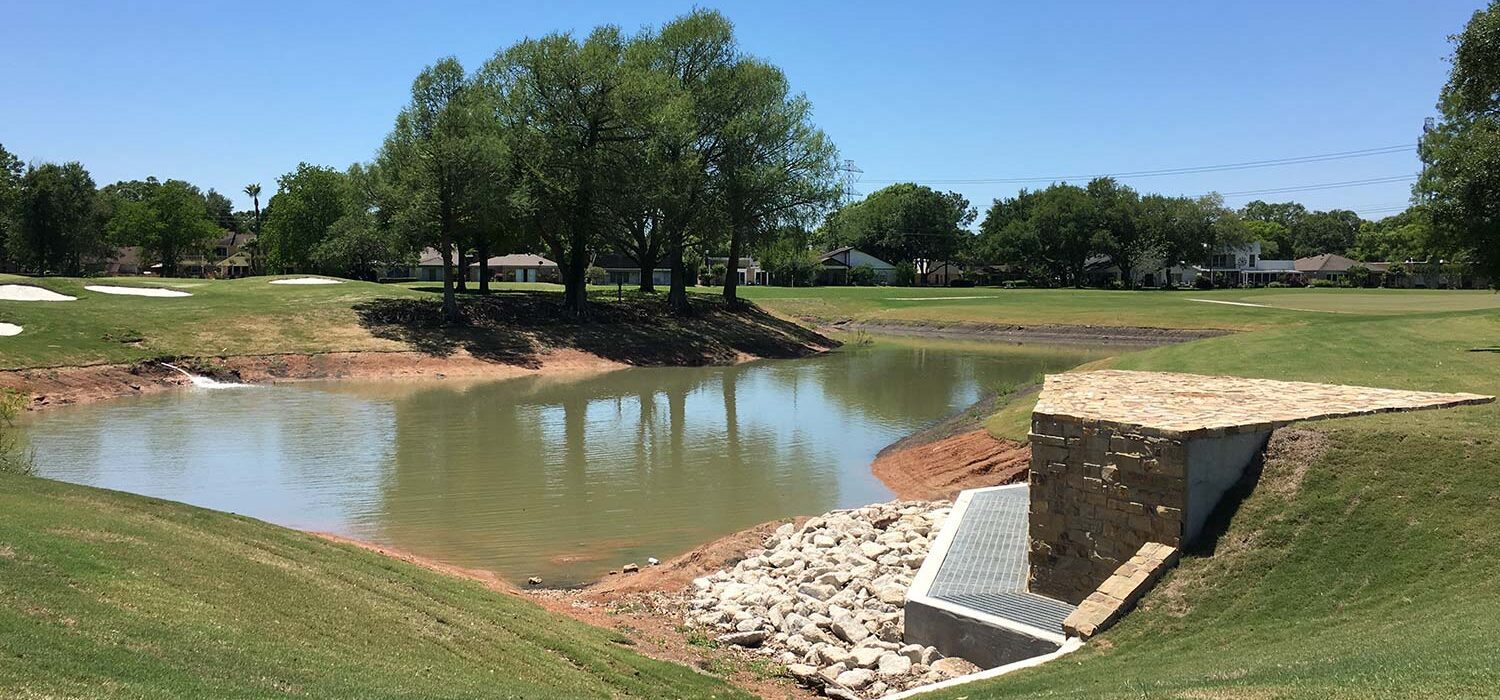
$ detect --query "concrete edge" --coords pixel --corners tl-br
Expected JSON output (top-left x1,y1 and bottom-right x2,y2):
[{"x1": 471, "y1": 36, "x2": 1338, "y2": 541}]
[
  {"x1": 905, "y1": 481, "x2": 1066, "y2": 646},
  {"x1": 882, "y1": 637, "x2": 1086, "y2": 699}
]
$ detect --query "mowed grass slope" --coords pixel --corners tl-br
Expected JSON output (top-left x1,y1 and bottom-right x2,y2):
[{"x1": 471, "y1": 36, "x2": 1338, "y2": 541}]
[
  {"x1": 0, "y1": 474, "x2": 748, "y2": 699},
  {"x1": 940, "y1": 309, "x2": 1500, "y2": 699},
  {"x1": 0, "y1": 274, "x2": 422, "y2": 369}
]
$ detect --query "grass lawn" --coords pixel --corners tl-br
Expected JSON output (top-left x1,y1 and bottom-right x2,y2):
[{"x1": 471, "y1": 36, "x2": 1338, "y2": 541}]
[
  {"x1": 0, "y1": 473, "x2": 748, "y2": 699},
  {"x1": 942, "y1": 309, "x2": 1500, "y2": 699},
  {"x1": 0, "y1": 274, "x2": 424, "y2": 369},
  {"x1": 736, "y1": 285, "x2": 1500, "y2": 331}
]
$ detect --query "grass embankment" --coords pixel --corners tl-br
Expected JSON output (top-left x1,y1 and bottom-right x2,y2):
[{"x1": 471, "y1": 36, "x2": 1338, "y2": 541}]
[
  {"x1": 0, "y1": 474, "x2": 748, "y2": 699},
  {"x1": 938, "y1": 303, "x2": 1500, "y2": 698},
  {"x1": 0, "y1": 275, "x2": 828, "y2": 371}
]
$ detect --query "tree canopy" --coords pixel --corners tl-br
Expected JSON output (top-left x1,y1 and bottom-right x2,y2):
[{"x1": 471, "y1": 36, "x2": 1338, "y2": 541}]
[
  {"x1": 104, "y1": 178, "x2": 223, "y2": 275},
  {"x1": 8, "y1": 161, "x2": 102, "y2": 276},
  {"x1": 822, "y1": 183, "x2": 975, "y2": 278},
  {"x1": 1419, "y1": 0, "x2": 1500, "y2": 283}
]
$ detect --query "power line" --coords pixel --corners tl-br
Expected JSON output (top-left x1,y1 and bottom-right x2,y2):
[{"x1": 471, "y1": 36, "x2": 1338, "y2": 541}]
[
  {"x1": 1217, "y1": 174, "x2": 1417, "y2": 198},
  {"x1": 861, "y1": 144, "x2": 1414, "y2": 185}
]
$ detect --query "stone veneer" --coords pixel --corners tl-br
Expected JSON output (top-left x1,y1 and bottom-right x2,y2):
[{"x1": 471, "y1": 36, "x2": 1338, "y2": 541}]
[{"x1": 1027, "y1": 370, "x2": 1491, "y2": 605}]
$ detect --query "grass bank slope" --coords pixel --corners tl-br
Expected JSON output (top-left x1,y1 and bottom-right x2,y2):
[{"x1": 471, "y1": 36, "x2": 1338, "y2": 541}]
[
  {"x1": 935, "y1": 309, "x2": 1500, "y2": 699},
  {"x1": 0, "y1": 473, "x2": 748, "y2": 699},
  {"x1": 0, "y1": 275, "x2": 829, "y2": 371}
]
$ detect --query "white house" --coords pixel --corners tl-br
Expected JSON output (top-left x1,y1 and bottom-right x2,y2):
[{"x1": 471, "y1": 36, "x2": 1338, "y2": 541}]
[{"x1": 818, "y1": 246, "x2": 897, "y2": 285}]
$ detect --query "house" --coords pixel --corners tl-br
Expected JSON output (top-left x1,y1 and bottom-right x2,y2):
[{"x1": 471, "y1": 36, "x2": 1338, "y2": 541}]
[
  {"x1": 818, "y1": 246, "x2": 896, "y2": 285},
  {"x1": 596, "y1": 253, "x2": 672, "y2": 287},
  {"x1": 215, "y1": 251, "x2": 254, "y2": 278},
  {"x1": 704, "y1": 256, "x2": 767, "y2": 286},
  {"x1": 486, "y1": 253, "x2": 558, "y2": 283},
  {"x1": 1293, "y1": 253, "x2": 1363, "y2": 282},
  {"x1": 104, "y1": 247, "x2": 144, "y2": 276},
  {"x1": 404, "y1": 247, "x2": 559, "y2": 282},
  {"x1": 919, "y1": 260, "x2": 965, "y2": 286}
]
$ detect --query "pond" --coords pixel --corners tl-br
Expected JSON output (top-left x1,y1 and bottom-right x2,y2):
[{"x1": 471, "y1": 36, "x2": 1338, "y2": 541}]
[{"x1": 19, "y1": 338, "x2": 1111, "y2": 585}]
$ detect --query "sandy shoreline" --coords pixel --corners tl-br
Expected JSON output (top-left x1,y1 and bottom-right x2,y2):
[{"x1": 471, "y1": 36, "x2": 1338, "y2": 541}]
[{"x1": 0, "y1": 348, "x2": 633, "y2": 410}]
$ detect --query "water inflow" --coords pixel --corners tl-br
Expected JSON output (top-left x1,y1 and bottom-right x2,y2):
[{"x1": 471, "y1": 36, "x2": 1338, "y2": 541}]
[
  {"x1": 22, "y1": 339, "x2": 1109, "y2": 584},
  {"x1": 159, "y1": 362, "x2": 252, "y2": 389}
]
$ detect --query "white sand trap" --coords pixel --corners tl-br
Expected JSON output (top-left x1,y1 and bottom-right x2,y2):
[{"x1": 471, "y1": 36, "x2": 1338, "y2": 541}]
[
  {"x1": 0, "y1": 284, "x2": 77, "y2": 302},
  {"x1": 0, "y1": 323, "x2": 21, "y2": 336},
  {"x1": 1188, "y1": 298, "x2": 1270, "y2": 308},
  {"x1": 886, "y1": 295, "x2": 990, "y2": 301},
  {"x1": 270, "y1": 277, "x2": 343, "y2": 285},
  {"x1": 85, "y1": 284, "x2": 192, "y2": 298}
]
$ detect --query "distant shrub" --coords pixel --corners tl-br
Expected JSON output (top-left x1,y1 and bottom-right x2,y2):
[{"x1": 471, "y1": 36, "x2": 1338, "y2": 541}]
[
  {"x1": 849, "y1": 264, "x2": 877, "y2": 286},
  {"x1": 1308, "y1": 278, "x2": 1338, "y2": 288},
  {"x1": 0, "y1": 389, "x2": 33, "y2": 476},
  {"x1": 892, "y1": 261, "x2": 917, "y2": 286},
  {"x1": 1266, "y1": 281, "x2": 1288, "y2": 288},
  {"x1": 1193, "y1": 277, "x2": 1215, "y2": 290},
  {"x1": 949, "y1": 279, "x2": 976, "y2": 288},
  {"x1": 585, "y1": 266, "x2": 608, "y2": 285}
]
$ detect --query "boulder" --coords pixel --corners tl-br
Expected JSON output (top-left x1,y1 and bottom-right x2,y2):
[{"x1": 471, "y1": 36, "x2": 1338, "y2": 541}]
[
  {"x1": 718, "y1": 630, "x2": 766, "y2": 647},
  {"x1": 834, "y1": 668, "x2": 875, "y2": 691},
  {"x1": 877, "y1": 652, "x2": 912, "y2": 677},
  {"x1": 931, "y1": 657, "x2": 980, "y2": 678}
]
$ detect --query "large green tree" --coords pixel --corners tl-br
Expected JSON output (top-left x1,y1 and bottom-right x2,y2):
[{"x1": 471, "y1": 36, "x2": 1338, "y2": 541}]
[
  {"x1": 0, "y1": 144, "x2": 24, "y2": 268},
  {"x1": 260, "y1": 163, "x2": 352, "y2": 274},
  {"x1": 1419, "y1": 1, "x2": 1500, "y2": 284},
  {"x1": 823, "y1": 182, "x2": 975, "y2": 282},
  {"x1": 105, "y1": 179, "x2": 223, "y2": 276},
  {"x1": 713, "y1": 59, "x2": 839, "y2": 304},
  {"x1": 482, "y1": 28, "x2": 657, "y2": 316},
  {"x1": 9, "y1": 162, "x2": 102, "y2": 275}
]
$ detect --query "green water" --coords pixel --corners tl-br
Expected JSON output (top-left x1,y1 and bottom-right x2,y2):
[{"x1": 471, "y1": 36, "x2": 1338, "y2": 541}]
[{"x1": 20, "y1": 338, "x2": 1109, "y2": 585}]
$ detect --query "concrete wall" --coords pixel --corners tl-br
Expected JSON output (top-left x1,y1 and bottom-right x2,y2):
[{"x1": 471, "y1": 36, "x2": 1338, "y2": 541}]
[{"x1": 904, "y1": 598, "x2": 1060, "y2": 669}]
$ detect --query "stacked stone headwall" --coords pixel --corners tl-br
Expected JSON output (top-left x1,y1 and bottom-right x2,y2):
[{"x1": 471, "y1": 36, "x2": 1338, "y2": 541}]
[{"x1": 1027, "y1": 415, "x2": 1190, "y2": 604}]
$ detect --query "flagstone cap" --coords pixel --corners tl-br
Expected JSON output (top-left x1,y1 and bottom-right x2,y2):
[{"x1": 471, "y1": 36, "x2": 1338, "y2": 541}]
[{"x1": 1034, "y1": 370, "x2": 1494, "y2": 438}]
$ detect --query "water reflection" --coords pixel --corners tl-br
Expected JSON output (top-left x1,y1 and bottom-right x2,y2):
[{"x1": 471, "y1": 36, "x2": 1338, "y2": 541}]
[{"x1": 22, "y1": 338, "x2": 1109, "y2": 584}]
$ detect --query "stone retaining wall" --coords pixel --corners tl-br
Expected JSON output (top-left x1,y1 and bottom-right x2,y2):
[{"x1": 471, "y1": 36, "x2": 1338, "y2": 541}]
[{"x1": 1027, "y1": 416, "x2": 1190, "y2": 604}]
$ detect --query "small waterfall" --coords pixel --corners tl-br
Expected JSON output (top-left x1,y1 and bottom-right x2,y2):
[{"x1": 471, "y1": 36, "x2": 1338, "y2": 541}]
[{"x1": 160, "y1": 362, "x2": 251, "y2": 389}]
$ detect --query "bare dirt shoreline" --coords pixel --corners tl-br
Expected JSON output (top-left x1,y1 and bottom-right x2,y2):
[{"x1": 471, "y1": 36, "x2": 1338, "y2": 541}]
[
  {"x1": 821, "y1": 318, "x2": 1230, "y2": 346},
  {"x1": 0, "y1": 348, "x2": 631, "y2": 410}
]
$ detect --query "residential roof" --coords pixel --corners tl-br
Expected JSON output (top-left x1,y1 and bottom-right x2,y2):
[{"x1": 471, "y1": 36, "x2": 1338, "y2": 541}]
[
  {"x1": 478, "y1": 254, "x2": 556, "y2": 268},
  {"x1": 1295, "y1": 253, "x2": 1361, "y2": 273},
  {"x1": 819, "y1": 246, "x2": 895, "y2": 269}
]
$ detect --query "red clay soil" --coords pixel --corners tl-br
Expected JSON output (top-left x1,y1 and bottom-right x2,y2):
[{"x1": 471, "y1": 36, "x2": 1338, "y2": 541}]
[
  {"x1": 871, "y1": 428, "x2": 1032, "y2": 500},
  {"x1": 1, "y1": 348, "x2": 625, "y2": 410},
  {"x1": 586, "y1": 516, "x2": 809, "y2": 597}
]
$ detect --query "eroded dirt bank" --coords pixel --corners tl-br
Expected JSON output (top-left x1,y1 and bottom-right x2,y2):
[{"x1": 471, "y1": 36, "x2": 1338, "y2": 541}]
[
  {"x1": 0, "y1": 349, "x2": 627, "y2": 410},
  {"x1": 823, "y1": 318, "x2": 1229, "y2": 346},
  {"x1": 872, "y1": 428, "x2": 1030, "y2": 500}
]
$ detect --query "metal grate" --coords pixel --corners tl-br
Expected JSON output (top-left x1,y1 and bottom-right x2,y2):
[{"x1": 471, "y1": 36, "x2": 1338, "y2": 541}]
[{"x1": 927, "y1": 486, "x2": 1076, "y2": 635}]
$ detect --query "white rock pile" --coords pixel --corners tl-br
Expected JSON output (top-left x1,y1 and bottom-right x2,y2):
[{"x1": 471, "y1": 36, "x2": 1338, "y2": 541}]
[{"x1": 688, "y1": 501, "x2": 981, "y2": 698}]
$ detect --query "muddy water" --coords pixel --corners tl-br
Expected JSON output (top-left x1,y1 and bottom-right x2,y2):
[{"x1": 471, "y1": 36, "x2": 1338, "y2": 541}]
[{"x1": 19, "y1": 338, "x2": 1109, "y2": 585}]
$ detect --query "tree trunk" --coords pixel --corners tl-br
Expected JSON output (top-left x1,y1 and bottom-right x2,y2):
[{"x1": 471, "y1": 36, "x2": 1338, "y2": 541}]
[
  {"x1": 455, "y1": 246, "x2": 467, "y2": 292},
  {"x1": 722, "y1": 225, "x2": 743, "y2": 306},
  {"x1": 562, "y1": 242, "x2": 589, "y2": 316},
  {"x1": 667, "y1": 236, "x2": 690, "y2": 315},
  {"x1": 439, "y1": 229, "x2": 458, "y2": 323},
  {"x1": 477, "y1": 235, "x2": 490, "y2": 294},
  {"x1": 639, "y1": 258, "x2": 656, "y2": 293}
]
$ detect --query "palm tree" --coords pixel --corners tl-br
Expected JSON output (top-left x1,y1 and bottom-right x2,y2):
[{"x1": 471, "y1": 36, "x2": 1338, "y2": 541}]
[{"x1": 243, "y1": 183, "x2": 262, "y2": 233}]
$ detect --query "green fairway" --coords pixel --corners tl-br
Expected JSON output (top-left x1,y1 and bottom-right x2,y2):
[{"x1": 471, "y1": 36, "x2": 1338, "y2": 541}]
[
  {"x1": 736, "y1": 285, "x2": 1500, "y2": 331},
  {"x1": 0, "y1": 274, "x2": 423, "y2": 369},
  {"x1": 942, "y1": 309, "x2": 1500, "y2": 699},
  {"x1": 0, "y1": 473, "x2": 748, "y2": 699}
]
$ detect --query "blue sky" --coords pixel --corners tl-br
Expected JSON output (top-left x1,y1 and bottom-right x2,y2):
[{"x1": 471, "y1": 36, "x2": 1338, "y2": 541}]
[{"x1": 1, "y1": 1, "x2": 1483, "y2": 220}]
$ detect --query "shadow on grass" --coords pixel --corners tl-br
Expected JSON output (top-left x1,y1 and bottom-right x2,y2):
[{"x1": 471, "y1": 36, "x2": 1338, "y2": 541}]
[{"x1": 352, "y1": 290, "x2": 837, "y2": 369}]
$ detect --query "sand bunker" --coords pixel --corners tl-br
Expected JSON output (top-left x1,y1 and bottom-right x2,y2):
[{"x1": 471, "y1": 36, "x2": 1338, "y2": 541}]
[
  {"x1": 270, "y1": 277, "x2": 343, "y2": 285},
  {"x1": 0, "y1": 284, "x2": 76, "y2": 302},
  {"x1": 84, "y1": 284, "x2": 192, "y2": 298},
  {"x1": 0, "y1": 323, "x2": 21, "y2": 336}
]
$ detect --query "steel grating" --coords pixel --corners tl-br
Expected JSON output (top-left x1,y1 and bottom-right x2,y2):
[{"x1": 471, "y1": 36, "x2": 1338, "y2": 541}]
[{"x1": 927, "y1": 486, "x2": 1076, "y2": 635}]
